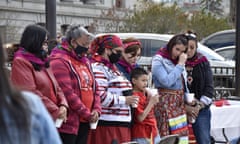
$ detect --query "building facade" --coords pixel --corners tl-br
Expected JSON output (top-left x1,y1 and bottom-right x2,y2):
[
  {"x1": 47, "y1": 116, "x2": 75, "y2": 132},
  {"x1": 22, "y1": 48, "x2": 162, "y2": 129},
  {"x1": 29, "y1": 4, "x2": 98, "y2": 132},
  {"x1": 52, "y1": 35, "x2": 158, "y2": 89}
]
[
  {"x1": 0, "y1": 0, "x2": 230, "y2": 44},
  {"x1": 0, "y1": 0, "x2": 138, "y2": 44}
]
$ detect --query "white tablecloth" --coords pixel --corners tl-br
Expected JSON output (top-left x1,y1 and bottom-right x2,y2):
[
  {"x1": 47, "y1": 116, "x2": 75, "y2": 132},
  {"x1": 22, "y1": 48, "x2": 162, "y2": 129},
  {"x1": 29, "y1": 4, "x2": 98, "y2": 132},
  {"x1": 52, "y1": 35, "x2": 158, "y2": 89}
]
[{"x1": 211, "y1": 100, "x2": 240, "y2": 141}]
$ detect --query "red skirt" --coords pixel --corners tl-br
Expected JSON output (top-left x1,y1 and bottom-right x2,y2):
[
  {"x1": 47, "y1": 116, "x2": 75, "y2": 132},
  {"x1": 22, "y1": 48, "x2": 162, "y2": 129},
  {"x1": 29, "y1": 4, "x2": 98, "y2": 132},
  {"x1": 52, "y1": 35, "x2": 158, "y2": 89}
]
[
  {"x1": 188, "y1": 124, "x2": 197, "y2": 144},
  {"x1": 87, "y1": 125, "x2": 131, "y2": 144},
  {"x1": 154, "y1": 89, "x2": 188, "y2": 137}
]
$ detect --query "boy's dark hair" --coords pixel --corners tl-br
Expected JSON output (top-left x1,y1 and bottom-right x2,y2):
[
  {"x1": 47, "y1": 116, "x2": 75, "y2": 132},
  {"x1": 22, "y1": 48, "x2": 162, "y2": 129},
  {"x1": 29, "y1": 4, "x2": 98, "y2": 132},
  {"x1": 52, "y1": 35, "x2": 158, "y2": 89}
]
[{"x1": 130, "y1": 67, "x2": 148, "y2": 81}]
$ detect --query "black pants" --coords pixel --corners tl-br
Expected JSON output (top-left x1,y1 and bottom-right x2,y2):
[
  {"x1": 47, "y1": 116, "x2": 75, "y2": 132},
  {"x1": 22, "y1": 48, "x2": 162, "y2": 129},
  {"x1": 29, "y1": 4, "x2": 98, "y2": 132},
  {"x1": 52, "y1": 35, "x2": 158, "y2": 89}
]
[
  {"x1": 76, "y1": 122, "x2": 90, "y2": 144},
  {"x1": 60, "y1": 122, "x2": 90, "y2": 144},
  {"x1": 60, "y1": 133, "x2": 76, "y2": 144}
]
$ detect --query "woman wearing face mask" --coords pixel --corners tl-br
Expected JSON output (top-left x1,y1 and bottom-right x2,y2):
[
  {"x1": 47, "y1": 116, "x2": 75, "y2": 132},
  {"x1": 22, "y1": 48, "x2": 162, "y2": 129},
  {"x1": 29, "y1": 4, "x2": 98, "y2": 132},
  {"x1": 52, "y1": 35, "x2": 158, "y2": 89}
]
[
  {"x1": 50, "y1": 25, "x2": 101, "y2": 144},
  {"x1": 152, "y1": 34, "x2": 189, "y2": 144},
  {"x1": 87, "y1": 34, "x2": 139, "y2": 144},
  {"x1": 11, "y1": 24, "x2": 68, "y2": 125},
  {"x1": 185, "y1": 31, "x2": 213, "y2": 144}
]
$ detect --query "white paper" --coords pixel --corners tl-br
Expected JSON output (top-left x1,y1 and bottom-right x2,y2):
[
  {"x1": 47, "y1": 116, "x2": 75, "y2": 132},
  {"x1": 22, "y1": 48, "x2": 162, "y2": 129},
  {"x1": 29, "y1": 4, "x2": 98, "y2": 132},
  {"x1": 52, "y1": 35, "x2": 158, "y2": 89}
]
[{"x1": 55, "y1": 118, "x2": 64, "y2": 128}]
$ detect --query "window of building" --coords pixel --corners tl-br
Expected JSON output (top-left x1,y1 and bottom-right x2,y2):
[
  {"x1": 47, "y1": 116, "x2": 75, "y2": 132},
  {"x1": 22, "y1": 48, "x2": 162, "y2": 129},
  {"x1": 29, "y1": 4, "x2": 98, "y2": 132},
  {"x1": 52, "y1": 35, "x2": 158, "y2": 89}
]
[{"x1": 116, "y1": 0, "x2": 125, "y2": 8}]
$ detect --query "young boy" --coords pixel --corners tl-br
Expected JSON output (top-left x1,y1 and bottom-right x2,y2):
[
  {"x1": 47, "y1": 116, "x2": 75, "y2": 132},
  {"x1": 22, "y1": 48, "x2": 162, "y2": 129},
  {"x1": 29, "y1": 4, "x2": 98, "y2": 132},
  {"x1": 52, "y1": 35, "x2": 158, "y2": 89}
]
[{"x1": 130, "y1": 67, "x2": 161, "y2": 144}]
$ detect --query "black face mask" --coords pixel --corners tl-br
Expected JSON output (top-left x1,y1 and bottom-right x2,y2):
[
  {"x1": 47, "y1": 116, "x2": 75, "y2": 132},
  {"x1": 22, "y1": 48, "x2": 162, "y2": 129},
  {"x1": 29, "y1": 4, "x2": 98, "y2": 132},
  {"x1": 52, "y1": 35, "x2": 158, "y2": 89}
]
[
  {"x1": 75, "y1": 45, "x2": 88, "y2": 56},
  {"x1": 40, "y1": 49, "x2": 48, "y2": 59},
  {"x1": 109, "y1": 51, "x2": 121, "y2": 63}
]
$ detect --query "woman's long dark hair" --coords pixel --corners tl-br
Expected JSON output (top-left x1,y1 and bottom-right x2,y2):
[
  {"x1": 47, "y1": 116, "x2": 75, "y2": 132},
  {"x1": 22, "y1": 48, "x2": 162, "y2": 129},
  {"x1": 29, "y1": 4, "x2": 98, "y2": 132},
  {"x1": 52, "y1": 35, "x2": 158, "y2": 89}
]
[
  {"x1": 167, "y1": 34, "x2": 188, "y2": 58},
  {"x1": 20, "y1": 24, "x2": 48, "y2": 57},
  {"x1": 0, "y1": 38, "x2": 31, "y2": 143},
  {"x1": 20, "y1": 24, "x2": 49, "y2": 70}
]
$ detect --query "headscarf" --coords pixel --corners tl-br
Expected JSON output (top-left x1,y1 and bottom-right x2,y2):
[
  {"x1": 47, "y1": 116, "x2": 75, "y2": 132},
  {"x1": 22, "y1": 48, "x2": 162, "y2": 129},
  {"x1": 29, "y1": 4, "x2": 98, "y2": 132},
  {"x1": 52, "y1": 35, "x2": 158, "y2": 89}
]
[
  {"x1": 89, "y1": 34, "x2": 123, "y2": 71},
  {"x1": 89, "y1": 34, "x2": 123, "y2": 55}
]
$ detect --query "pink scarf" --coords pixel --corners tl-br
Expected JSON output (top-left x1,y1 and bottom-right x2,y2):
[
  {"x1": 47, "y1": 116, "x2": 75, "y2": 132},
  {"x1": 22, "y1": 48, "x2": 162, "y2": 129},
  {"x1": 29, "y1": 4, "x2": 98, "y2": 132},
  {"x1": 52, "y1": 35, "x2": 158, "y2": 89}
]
[
  {"x1": 156, "y1": 47, "x2": 178, "y2": 65},
  {"x1": 186, "y1": 52, "x2": 208, "y2": 67},
  {"x1": 117, "y1": 58, "x2": 136, "y2": 73},
  {"x1": 50, "y1": 39, "x2": 88, "y2": 64},
  {"x1": 91, "y1": 54, "x2": 117, "y2": 72},
  {"x1": 14, "y1": 47, "x2": 48, "y2": 67}
]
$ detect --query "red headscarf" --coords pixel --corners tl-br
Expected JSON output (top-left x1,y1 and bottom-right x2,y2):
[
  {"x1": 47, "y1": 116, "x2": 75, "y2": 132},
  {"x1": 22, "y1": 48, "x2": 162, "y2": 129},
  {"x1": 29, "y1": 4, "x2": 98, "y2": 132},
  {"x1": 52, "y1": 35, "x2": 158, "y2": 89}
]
[
  {"x1": 89, "y1": 34, "x2": 123, "y2": 55},
  {"x1": 89, "y1": 34, "x2": 123, "y2": 71}
]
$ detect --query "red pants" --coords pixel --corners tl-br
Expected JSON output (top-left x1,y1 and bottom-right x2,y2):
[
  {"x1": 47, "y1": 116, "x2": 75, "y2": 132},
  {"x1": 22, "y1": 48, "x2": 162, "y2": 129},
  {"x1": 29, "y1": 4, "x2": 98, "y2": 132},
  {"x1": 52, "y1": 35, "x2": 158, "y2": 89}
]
[{"x1": 87, "y1": 125, "x2": 131, "y2": 144}]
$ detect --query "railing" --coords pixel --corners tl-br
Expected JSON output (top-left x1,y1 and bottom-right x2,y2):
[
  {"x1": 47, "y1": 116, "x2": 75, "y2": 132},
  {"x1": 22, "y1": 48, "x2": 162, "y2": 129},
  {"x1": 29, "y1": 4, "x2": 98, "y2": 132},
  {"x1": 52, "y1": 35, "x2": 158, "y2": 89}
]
[
  {"x1": 211, "y1": 66, "x2": 235, "y2": 100},
  {"x1": 140, "y1": 65, "x2": 236, "y2": 99}
]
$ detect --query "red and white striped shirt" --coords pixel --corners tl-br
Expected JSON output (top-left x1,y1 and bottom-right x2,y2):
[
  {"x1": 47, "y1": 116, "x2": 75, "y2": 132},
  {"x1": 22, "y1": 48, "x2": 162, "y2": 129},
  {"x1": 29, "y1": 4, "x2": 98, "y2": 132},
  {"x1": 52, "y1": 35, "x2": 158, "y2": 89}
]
[{"x1": 92, "y1": 62, "x2": 133, "y2": 123}]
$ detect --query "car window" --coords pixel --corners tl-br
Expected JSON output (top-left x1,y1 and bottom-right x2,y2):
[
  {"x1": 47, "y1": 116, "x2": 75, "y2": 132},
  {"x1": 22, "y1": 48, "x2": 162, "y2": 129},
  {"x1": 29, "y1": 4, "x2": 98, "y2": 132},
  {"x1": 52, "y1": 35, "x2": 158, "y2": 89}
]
[
  {"x1": 138, "y1": 39, "x2": 167, "y2": 57},
  {"x1": 205, "y1": 33, "x2": 235, "y2": 49},
  {"x1": 138, "y1": 39, "x2": 148, "y2": 57},
  {"x1": 216, "y1": 48, "x2": 235, "y2": 60},
  {"x1": 197, "y1": 44, "x2": 225, "y2": 61},
  {"x1": 150, "y1": 39, "x2": 167, "y2": 56}
]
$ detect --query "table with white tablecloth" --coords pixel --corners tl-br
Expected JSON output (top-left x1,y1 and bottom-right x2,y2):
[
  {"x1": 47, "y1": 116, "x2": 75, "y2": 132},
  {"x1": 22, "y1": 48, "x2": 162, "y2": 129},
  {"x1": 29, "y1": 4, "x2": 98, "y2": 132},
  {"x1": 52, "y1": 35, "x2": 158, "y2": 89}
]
[{"x1": 211, "y1": 100, "x2": 240, "y2": 142}]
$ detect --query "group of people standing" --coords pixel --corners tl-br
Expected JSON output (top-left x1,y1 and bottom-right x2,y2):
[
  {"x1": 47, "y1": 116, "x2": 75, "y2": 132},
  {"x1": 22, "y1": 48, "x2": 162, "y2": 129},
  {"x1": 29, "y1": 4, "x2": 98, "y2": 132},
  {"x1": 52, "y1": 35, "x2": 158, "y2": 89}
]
[
  {"x1": 152, "y1": 32, "x2": 213, "y2": 144},
  {"x1": 0, "y1": 23, "x2": 213, "y2": 144}
]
